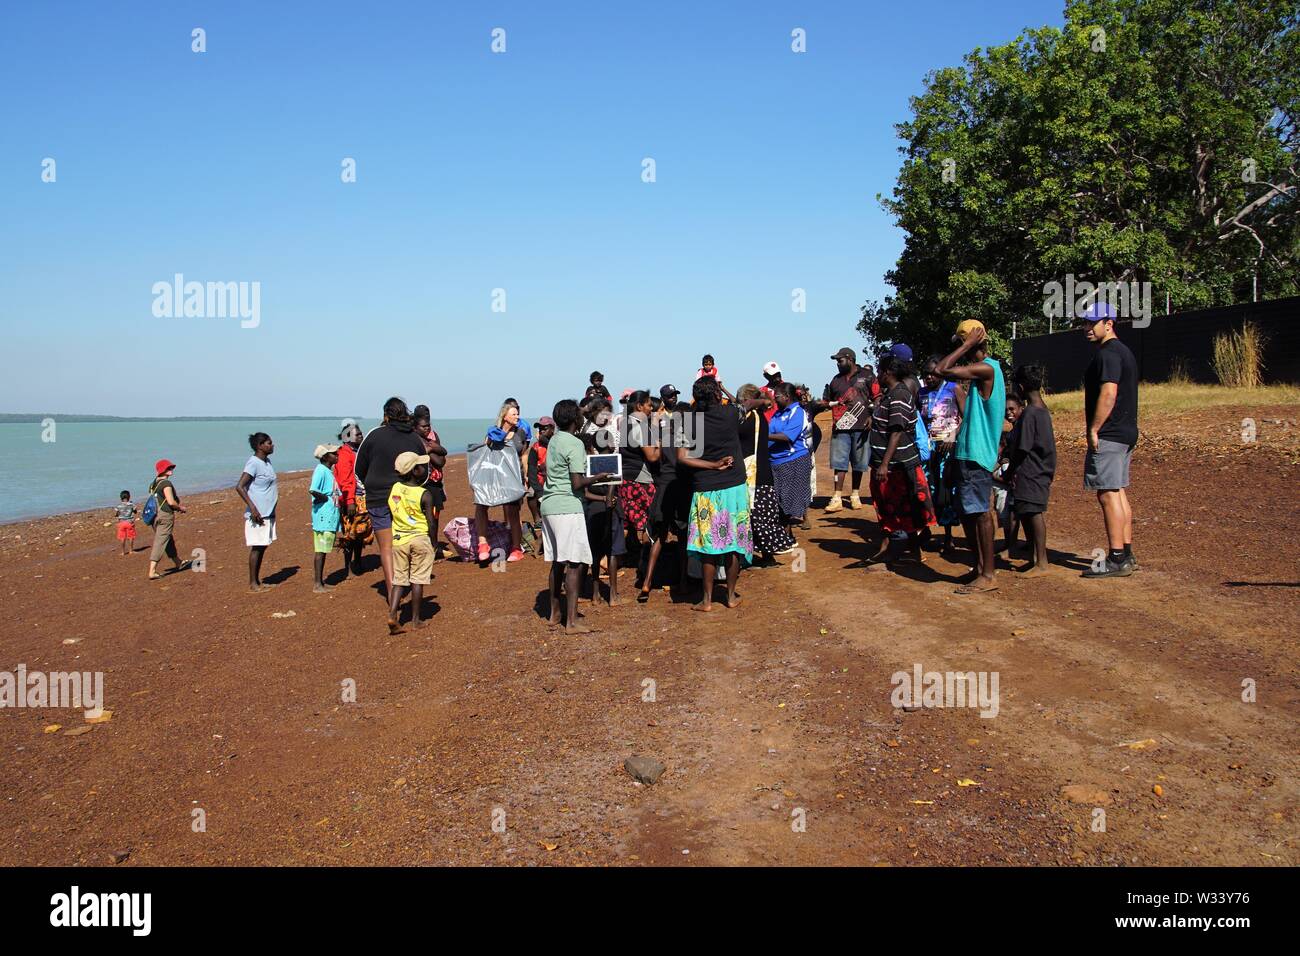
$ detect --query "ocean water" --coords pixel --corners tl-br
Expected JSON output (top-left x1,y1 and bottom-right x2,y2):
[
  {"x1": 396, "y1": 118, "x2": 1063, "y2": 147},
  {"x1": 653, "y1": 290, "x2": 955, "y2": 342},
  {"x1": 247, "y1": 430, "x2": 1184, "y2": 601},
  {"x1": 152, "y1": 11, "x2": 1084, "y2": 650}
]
[{"x1": 0, "y1": 418, "x2": 494, "y2": 524}]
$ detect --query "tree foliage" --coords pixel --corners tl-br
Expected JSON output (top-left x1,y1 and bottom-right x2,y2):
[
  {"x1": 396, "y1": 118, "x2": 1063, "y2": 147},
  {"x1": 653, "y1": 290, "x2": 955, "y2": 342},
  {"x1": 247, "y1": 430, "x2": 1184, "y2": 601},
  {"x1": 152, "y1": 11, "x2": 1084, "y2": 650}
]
[{"x1": 859, "y1": 0, "x2": 1299, "y2": 357}]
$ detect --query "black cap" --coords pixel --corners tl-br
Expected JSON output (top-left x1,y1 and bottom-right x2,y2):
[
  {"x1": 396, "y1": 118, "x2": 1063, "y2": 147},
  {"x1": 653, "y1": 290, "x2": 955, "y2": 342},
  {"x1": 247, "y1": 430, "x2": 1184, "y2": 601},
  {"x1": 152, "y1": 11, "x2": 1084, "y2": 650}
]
[
  {"x1": 831, "y1": 347, "x2": 856, "y2": 363},
  {"x1": 659, "y1": 384, "x2": 679, "y2": 399}
]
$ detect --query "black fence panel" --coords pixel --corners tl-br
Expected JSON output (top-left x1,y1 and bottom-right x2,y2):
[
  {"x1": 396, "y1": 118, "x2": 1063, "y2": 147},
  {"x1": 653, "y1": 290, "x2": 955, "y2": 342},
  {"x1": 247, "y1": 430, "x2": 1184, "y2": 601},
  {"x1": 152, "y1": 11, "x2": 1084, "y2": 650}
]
[{"x1": 1011, "y1": 296, "x2": 1300, "y2": 391}]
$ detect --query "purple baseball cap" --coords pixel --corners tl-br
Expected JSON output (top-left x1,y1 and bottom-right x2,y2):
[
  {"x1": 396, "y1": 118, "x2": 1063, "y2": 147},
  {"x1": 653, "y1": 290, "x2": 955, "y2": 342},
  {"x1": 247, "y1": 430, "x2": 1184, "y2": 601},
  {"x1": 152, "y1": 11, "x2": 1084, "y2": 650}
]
[{"x1": 1081, "y1": 301, "x2": 1118, "y2": 322}]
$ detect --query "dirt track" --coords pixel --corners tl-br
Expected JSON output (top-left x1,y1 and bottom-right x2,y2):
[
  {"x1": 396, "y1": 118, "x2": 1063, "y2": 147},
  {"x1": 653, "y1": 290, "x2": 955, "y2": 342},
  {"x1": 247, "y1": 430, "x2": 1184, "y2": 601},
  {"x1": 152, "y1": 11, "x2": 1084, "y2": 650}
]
[{"x1": 1, "y1": 409, "x2": 1296, "y2": 866}]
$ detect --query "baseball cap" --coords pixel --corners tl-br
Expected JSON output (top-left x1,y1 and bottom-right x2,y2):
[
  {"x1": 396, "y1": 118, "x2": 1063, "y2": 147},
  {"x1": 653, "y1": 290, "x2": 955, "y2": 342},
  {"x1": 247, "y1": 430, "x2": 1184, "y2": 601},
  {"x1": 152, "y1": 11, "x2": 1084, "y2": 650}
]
[
  {"x1": 831, "y1": 347, "x2": 856, "y2": 362},
  {"x1": 763, "y1": 361, "x2": 781, "y2": 376},
  {"x1": 888, "y1": 343, "x2": 913, "y2": 362},
  {"x1": 394, "y1": 451, "x2": 430, "y2": 475},
  {"x1": 1080, "y1": 301, "x2": 1118, "y2": 323},
  {"x1": 659, "y1": 384, "x2": 679, "y2": 399},
  {"x1": 536, "y1": 416, "x2": 556, "y2": 428},
  {"x1": 314, "y1": 443, "x2": 340, "y2": 460},
  {"x1": 155, "y1": 458, "x2": 176, "y2": 476}
]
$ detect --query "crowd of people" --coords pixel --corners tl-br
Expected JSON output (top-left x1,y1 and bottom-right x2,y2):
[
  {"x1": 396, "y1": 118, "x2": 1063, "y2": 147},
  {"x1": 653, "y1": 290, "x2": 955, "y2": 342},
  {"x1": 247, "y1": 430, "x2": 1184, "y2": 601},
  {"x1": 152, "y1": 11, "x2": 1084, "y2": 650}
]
[{"x1": 120, "y1": 305, "x2": 1141, "y2": 631}]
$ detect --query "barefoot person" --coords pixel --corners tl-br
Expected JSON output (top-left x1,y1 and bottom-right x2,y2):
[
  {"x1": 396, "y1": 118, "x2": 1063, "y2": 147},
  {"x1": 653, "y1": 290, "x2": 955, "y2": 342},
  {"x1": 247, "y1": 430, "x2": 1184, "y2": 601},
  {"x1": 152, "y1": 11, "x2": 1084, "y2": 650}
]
[
  {"x1": 412, "y1": 405, "x2": 449, "y2": 558},
  {"x1": 639, "y1": 395, "x2": 691, "y2": 602},
  {"x1": 113, "y1": 490, "x2": 137, "y2": 556},
  {"x1": 541, "y1": 399, "x2": 614, "y2": 634},
  {"x1": 147, "y1": 459, "x2": 189, "y2": 579},
  {"x1": 386, "y1": 452, "x2": 438, "y2": 633},
  {"x1": 865, "y1": 353, "x2": 936, "y2": 567},
  {"x1": 920, "y1": 355, "x2": 962, "y2": 552},
  {"x1": 1005, "y1": 365, "x2": 1057, "y2": 575},
  {"x1": 235, "y1": 433, "x2": 278, "y2": 592},
  {"x1": 677, "y1": 377, "x2": 751, "y2": 611},
  {"x1": 309, "y1": 444, "x2": 344, "y2": 592},
  {"x1": 935, "y1": 320, "x2": 1005, "y2": 595},
  {"x1": 1080, "y1": 302, "x2": 1139, "y2": 578},
  {"x1": 355, "y1": 398, "x2": 427, "y2": 592},
  {"x1": 334, "y1": 422, "x2": 370, "y2": 575},
  {"x1": 616, "y1": 390, "x2": 662, "y2": 600}
]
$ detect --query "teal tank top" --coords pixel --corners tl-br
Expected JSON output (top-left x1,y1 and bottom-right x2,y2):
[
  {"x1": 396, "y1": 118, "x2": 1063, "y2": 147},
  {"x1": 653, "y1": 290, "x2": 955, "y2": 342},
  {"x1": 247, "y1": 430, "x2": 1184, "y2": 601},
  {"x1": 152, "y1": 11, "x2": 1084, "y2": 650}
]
[{"x1": 955, "y1": 358, "x2": 1005, "y2": 472}]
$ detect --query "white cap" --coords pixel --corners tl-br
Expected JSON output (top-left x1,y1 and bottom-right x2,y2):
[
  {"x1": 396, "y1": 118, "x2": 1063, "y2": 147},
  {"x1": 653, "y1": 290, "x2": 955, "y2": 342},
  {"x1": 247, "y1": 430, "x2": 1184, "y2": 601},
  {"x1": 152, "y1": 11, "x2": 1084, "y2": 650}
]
[{"x1": 763, "y1": 361, "x2": 781, "y2": 376}]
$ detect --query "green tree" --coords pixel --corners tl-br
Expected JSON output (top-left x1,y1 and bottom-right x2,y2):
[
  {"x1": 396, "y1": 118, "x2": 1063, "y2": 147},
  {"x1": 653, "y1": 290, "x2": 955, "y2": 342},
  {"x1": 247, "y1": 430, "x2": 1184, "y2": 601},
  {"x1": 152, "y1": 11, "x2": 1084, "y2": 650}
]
[{"x1": 860, "y1": 0, "x2": 1299, "y2": 357}]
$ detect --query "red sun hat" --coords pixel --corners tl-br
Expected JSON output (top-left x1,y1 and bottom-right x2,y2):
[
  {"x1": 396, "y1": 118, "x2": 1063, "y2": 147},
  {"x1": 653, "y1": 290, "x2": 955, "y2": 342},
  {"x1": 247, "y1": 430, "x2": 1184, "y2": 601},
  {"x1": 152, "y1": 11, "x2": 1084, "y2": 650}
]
[{"x1": 155, "y1": 458, "x2": 177, "y2": 476}]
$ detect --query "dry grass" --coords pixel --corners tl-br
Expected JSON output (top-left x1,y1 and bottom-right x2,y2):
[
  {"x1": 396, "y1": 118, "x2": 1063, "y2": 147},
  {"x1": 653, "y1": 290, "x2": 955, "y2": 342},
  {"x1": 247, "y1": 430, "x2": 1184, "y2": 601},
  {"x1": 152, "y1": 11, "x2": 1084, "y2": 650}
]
[
  {"x1": 1165, "y1": 356, "x2": 1192, "y2": 386},
  {"x1": 1212, "y1": 322, "x2": 1268, "y2": 388},
  {"x1": 1046, "y1": 381, "x2": 1300, "y2": 416}
]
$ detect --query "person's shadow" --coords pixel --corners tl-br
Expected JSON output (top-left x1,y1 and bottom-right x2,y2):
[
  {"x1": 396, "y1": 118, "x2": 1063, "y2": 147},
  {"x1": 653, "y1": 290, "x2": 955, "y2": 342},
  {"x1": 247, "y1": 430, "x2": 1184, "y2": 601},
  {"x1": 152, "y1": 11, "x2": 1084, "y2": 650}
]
[
  {"x1": 393, "y1": 596, "x2": 441, "y2": 626},
  {"x1": 264, "y1": 565, "x2": 299, "y2": 585}
]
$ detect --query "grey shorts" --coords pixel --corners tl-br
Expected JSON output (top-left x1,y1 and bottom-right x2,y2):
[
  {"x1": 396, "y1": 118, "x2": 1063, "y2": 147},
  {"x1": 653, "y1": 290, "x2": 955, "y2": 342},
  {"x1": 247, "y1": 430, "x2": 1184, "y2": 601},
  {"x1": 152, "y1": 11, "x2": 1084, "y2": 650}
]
[{"x1": 1084, "y1": 439, "x2": 1134, "y2": 491}]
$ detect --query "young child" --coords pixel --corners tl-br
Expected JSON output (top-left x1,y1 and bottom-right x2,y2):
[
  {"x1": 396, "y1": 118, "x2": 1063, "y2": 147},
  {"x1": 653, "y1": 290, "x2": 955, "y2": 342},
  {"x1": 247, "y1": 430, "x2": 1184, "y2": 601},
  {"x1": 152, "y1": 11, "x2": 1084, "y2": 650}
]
[
  {"x1": 993, "y1": 395, "x2": 1025, "y2": 554},
  {"x1": 526, "y1": 417, "x2": 556, "y2": 548},
  {"x1": 113, "y1": 490, "x2": 137, "y2": 555},
  {"x1": 584, "y1": 479, "x2": 625, "y2": 606},
  {"x1": 387, "y1": 451, "x2": 437, "y2": 633},
  {"x1": 697, "y1": 354, "x2": 720, "y2": 382},
  {"x1": 310, "y1": 444, "x2": 344, "y2": 592},
  {"x1": 584, "y1": 371, "x2": 611, "y2": 404},
  {"x1": 1005, "y1": 365, "x2": 1057, "y2": 575}
]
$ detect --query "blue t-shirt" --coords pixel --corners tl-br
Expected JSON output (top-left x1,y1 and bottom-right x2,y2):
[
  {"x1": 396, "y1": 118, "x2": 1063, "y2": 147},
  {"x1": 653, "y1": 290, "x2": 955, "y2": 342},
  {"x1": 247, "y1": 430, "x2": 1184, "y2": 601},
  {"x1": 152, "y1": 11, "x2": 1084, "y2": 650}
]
[
  {"x1": 242, "y1": 455, "x2": 279, "y2": 518},
  {"x1": 955, "y1": 358, "x2": 1006, "y2": 473},
  {"x1": 309, "y1": 462, "x2": 341, "y2": 532},
  {"x1": 769, "y1": 403, "x2": 810, "y2": 466}
]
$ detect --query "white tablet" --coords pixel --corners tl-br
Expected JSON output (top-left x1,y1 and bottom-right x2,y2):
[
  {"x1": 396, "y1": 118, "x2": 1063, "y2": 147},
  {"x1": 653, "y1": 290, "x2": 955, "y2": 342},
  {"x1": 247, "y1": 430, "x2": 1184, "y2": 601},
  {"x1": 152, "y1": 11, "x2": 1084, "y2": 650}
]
[{"x1": 585, "y1": 453, "x2": 623, "y2": 485}]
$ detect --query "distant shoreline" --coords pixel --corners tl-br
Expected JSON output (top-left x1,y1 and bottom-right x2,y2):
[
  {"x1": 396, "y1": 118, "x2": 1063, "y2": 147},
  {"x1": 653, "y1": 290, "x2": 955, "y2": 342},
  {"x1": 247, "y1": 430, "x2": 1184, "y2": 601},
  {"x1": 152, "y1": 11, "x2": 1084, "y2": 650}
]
[
  {"x1": 0, "y1": 452, "x2": 470, "y2": 528},
  {"x1": 0, "y1": 415, "x2": 367, "y2": 424}
]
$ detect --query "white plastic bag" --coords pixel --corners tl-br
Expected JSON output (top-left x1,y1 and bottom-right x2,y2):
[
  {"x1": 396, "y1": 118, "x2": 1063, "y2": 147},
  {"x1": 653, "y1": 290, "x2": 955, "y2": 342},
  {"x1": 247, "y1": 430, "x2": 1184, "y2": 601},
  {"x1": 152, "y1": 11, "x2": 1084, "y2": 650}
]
[{"x1": 467, "y1": 441, "x2": 525, "y2": 507}]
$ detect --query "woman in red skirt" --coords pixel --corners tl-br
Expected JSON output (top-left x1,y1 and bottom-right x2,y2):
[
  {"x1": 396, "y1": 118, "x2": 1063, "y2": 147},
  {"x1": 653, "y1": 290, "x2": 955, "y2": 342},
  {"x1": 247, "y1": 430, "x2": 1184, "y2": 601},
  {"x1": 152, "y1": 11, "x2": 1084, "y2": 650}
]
[{"x1": 867, "y1": 351, "x2": 936, "y2": 567}]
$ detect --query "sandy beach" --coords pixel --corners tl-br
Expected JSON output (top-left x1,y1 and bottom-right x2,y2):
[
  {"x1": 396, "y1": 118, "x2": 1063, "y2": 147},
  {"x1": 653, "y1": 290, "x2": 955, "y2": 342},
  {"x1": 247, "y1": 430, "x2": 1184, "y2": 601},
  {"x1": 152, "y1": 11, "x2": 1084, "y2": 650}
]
[{"x1": 1, "y1": 407, "x2": 1296, "y2": 866}]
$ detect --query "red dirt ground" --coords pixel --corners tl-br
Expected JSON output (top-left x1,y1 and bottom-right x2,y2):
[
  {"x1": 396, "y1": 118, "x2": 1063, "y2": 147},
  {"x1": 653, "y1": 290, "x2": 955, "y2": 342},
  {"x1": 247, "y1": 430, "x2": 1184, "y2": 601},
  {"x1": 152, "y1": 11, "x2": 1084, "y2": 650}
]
[{"x1": 0, "y1": 408, "x2": 1295, "y2": 866}]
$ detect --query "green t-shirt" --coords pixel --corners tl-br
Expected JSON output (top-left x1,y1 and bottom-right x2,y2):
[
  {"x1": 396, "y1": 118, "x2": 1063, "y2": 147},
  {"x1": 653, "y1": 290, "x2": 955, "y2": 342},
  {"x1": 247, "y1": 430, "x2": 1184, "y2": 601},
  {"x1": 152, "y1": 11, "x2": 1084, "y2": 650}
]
[
  {"x1": 540, "y1": 431, "x2": 586, "y2": 516},
  {"x1": 954, "y1": 357, "x2": 1006, "y2": 473}
]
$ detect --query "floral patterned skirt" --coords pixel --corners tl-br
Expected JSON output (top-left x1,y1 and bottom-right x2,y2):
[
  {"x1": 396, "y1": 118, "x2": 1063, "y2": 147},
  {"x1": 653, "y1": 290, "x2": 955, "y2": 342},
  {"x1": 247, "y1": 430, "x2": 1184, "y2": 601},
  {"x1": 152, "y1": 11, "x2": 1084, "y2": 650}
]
[
  {"x1": 616, "y1": 480, "x2": 656, "y2": 534},
  {"x1": 338, "y1": 492, "x2": 374, "y2": 547},
  {"x1": 686, "y1": 483, "x2": 753, "y2": 561},
  {"x1": 870, "y1": 464, "x2": 937, "y2": 534}
]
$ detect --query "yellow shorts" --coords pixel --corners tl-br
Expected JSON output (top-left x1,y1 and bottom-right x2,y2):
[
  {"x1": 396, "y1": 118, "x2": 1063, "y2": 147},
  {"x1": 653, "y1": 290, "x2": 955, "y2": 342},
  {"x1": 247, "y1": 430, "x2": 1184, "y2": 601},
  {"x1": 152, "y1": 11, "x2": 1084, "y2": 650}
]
[{"x1": 392, "y1": 534, "x2": 434, "y2": 586}]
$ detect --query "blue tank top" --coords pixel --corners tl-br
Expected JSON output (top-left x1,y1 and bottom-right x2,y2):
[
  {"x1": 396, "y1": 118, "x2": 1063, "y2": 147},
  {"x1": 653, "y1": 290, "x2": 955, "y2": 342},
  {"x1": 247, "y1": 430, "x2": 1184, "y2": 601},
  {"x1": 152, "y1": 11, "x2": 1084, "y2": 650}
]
[{"x1": 955, "y1": 358, "x2": 1005, "y2": 472}]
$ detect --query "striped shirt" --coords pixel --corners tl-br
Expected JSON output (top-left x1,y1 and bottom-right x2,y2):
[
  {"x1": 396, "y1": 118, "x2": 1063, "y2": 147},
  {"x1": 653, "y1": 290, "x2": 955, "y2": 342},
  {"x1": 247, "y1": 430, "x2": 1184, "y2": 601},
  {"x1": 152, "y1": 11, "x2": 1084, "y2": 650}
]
[{"x1": 869, "y1": 383, "x2": 920, "y2": 469}]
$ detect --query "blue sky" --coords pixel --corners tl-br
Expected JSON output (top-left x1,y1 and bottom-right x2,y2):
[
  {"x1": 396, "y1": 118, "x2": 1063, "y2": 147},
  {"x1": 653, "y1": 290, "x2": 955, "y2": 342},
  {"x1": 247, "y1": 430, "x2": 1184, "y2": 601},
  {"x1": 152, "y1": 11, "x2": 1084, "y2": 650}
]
[{"x1": 1, "y1": 0, "x2": 1064, "y2": 418}]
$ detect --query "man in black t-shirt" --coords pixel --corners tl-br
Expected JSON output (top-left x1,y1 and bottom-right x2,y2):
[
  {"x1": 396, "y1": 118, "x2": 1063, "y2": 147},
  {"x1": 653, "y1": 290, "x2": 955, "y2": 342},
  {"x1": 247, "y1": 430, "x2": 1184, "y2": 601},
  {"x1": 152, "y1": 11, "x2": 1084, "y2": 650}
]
[{"x1": 1080, "y1": 303, "x2": 1139, "y2": 578}]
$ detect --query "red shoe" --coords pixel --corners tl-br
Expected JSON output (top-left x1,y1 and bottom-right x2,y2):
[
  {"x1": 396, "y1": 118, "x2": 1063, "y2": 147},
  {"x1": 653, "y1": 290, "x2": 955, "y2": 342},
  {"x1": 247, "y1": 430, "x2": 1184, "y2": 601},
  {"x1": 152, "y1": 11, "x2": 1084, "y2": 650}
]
[
  {"x1": 477, "y1": 543, "x2": 491, "y2": 562},
  {"x1": 506, "y1": 548, "x2": 525, "y2": 563}
]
